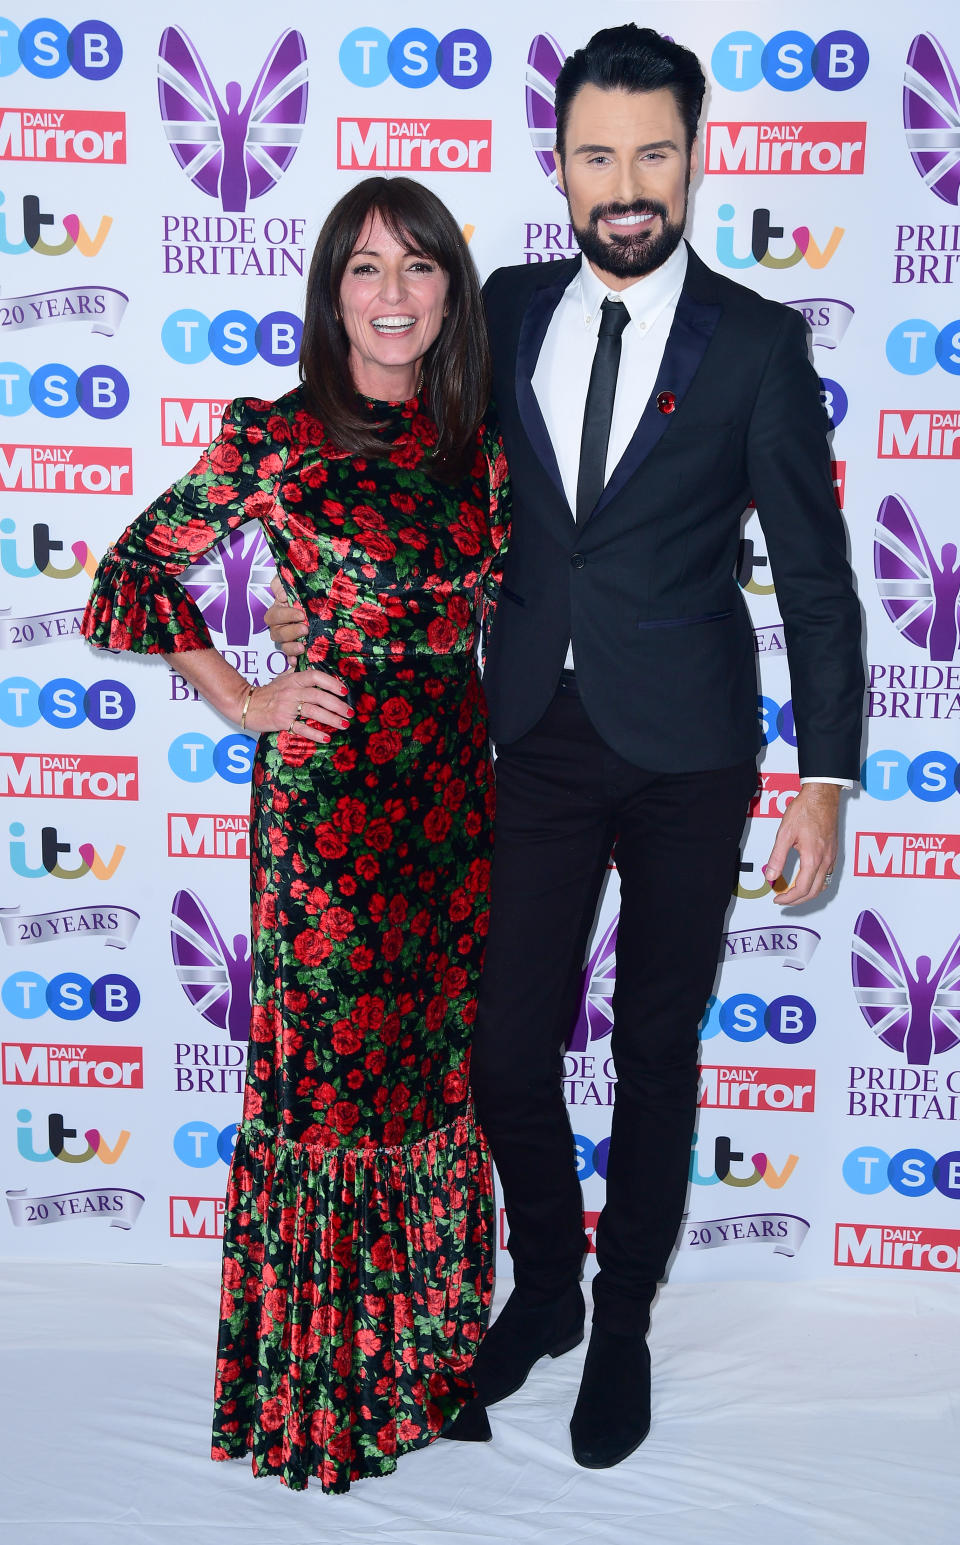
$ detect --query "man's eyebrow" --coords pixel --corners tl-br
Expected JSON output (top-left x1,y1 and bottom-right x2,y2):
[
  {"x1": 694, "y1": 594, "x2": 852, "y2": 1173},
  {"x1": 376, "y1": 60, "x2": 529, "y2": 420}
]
[{"x1": 571, "y1": 138, "x2": 680, "y2": 155}]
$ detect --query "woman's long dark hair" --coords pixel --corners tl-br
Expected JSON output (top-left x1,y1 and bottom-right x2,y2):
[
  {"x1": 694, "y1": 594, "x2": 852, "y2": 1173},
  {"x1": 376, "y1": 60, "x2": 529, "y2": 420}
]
[{"x1": 299, "y1": 177, "x2": 490, "y2": 482}]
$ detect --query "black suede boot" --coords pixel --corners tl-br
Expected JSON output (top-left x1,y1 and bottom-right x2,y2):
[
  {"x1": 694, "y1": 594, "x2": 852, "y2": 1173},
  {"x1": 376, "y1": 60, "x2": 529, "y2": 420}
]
[
  {"x1": 471, "y1": 1283, "x2": 585, "y2": 1406},
  {"x1": 569, "y1": 1325, "x2": 651, "y2": 1468}
]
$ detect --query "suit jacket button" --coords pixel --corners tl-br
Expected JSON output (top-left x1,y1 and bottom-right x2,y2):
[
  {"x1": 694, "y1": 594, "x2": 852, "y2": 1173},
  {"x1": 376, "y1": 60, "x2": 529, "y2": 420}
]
[{"x1": 570, "y1": 553, "x2": 585, "y2": 569}]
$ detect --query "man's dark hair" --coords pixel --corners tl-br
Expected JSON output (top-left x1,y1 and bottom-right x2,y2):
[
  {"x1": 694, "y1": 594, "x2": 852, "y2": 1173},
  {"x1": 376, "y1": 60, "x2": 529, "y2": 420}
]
[
  {"x1": 300, "y1": 176, "x2": 490, "y2": 482},
  {"x1": 554, "y1": 25, "x2": 706, "y2": 162}
]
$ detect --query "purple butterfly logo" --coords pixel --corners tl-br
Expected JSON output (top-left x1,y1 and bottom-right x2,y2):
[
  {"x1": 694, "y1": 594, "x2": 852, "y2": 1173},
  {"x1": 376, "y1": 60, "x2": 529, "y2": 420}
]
[
  {"x1": 526, "y1": 33, "x2": 566, "y2": 191},
  {"x1": 182, "y1": 525, "x2": 276, "y2": 647},
  {"x1": 875, "y1": 494, "x2": 960, "y2": 662},
  {"x1": 171, "y1": 888, "x2": 251, "y2": 1042},
  {"x1": 852, "y1": 910, "x2": 960, "y2": 1066},
  {"x1": 158, "y1": 27, "x2": 308, "y2": 212},
  {"x1": 903, "y1": 33, "x2": 960, "y2": 206},
  {"x1": 566, "y1": 913, "x2": 617, "y2": 1053}
]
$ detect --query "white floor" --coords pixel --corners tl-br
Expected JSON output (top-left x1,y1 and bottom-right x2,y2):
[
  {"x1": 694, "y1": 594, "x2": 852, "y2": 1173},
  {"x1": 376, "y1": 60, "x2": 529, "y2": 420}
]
[{"x1": 3, "y1": 1264, "x2": 958, "y2": 1545}]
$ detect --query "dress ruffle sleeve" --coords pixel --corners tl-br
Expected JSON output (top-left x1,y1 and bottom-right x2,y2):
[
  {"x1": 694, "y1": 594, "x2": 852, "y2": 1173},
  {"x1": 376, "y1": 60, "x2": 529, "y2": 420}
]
[{"x1": 82, "y1": 397, "x2": 289, "y2": 654}]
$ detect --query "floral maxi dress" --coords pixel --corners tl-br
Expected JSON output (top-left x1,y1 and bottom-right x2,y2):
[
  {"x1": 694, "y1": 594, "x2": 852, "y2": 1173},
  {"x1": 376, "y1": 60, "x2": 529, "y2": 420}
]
[{"x1": 81, "y1": 389, "x2": 510, "y2": 1493}]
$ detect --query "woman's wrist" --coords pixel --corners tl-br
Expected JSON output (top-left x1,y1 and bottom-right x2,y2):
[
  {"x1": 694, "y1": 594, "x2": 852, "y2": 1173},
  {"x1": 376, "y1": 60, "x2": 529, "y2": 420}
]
[{"x1": 239, "y1": 683, "x2": 256, "y2": 734}]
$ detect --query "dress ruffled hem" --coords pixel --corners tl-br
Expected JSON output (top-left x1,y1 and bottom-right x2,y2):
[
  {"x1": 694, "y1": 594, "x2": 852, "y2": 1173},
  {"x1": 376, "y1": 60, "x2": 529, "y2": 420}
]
[
  {"x1": 81, "y1": 547, "x2": 213, "y2": 654},
  {"x1": 211, "y1": 1106, "x2": 493, "y2": 1493}
]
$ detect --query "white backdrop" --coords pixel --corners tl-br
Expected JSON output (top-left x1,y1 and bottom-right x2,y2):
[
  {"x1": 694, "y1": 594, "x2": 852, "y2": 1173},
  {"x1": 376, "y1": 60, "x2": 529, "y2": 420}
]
[{"x1": 2, "y1": 0, "x2": 959, "y2": 1290}]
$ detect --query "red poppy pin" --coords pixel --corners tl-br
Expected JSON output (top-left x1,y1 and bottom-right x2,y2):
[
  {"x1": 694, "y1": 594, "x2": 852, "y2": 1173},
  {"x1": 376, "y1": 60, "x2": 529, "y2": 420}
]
[{"x1": 656, "y1": 391, "x2": 676, "y2": 415}]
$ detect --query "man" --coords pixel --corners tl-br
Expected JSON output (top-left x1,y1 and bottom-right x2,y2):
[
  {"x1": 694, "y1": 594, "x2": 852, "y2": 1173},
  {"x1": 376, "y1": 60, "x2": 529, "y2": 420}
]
[{"x1": 267, "y1": 26, "x2": 863, "y2": 1470}]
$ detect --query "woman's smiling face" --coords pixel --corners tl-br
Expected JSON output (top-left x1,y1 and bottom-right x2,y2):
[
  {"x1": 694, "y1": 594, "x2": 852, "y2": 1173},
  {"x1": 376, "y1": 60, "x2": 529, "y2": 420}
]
[{"x1": 339, "y1": 213, "x2": 450, "y2": 399}]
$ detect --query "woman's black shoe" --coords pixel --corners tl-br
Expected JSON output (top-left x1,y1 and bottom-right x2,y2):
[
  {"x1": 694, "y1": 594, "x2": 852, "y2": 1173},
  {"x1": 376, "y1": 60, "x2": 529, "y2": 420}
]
[{"x1": 441, "y1": 1396, "x2": 493, "y2": 1442}]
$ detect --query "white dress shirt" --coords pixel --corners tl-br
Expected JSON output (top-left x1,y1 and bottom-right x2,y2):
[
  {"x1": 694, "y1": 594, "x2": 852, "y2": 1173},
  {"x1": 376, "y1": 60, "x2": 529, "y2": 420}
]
[{"x1": 531, "y1": 247, "x2": 850, "y2": 788}]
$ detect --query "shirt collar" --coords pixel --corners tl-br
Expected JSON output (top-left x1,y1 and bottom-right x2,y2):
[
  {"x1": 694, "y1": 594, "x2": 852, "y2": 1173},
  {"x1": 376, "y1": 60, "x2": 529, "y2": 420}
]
[{"x1": 576, "y1": 241, "x2": 688, "y2": 335}]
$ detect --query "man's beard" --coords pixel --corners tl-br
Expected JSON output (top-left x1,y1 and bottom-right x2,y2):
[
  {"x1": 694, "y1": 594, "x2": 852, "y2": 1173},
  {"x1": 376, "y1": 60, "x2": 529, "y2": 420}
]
[{"x1": 571, "y1": 197, "x2": 687, "y2": 278}]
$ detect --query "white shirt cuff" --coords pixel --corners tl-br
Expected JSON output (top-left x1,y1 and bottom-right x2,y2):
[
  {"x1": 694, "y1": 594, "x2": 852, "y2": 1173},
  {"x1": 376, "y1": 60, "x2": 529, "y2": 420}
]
[{"x1": 800, "y1": 776, "x2": 855, "y2": 789}]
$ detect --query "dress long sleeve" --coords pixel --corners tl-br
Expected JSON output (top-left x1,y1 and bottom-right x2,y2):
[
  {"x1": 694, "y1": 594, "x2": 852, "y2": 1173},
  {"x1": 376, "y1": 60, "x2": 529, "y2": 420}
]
[
  {"x1": 478, "y1": 416, "x2": 511, "y2": 654},
  {"x1": 82, "y1": 397, "x2": 289, "y2": 654}
]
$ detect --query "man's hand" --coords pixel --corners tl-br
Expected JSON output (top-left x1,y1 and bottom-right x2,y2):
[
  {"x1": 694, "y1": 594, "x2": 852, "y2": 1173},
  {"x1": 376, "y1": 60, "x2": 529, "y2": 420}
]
[
  {"x1": 265, "y1": 574, "x2": 308, "y2": 661},
  {"x1": 764, "y1": 783, "x2": 841, "y2": 906}
]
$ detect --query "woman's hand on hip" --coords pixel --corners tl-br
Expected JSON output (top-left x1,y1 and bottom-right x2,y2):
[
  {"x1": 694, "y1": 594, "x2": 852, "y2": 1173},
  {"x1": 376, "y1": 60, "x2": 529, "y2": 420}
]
[{"x1": 240, "y1": 670, "x2": 352, "y2": 742}]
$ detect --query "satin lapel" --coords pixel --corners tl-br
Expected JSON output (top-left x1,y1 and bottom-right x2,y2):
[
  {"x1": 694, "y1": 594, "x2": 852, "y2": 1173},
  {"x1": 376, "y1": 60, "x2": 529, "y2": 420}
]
[
  {"x1": 591, "y1": 286, "x2": 723, "y2": 519},
  {"x1": 514, "y1": 265, "x2": 577, "y2": 509}
]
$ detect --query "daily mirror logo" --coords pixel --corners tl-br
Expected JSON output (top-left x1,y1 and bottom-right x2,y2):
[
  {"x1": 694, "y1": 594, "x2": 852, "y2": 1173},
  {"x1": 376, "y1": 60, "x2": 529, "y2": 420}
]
[
  {"x1": 704, "y1": 121, "x2": 866, "y2": 174},
  {"x1": 0, "y1": 110, "x2": 126, "y2": 164},
  {"x1": 904, "y1": 33, "x2": 960, "y2": 206},
  {"x1": 157, "y1": 28, "x2": 308, "y2": 212},
  {"x1": 337, "y1": 118, "x2": 491, "y2": 172}
]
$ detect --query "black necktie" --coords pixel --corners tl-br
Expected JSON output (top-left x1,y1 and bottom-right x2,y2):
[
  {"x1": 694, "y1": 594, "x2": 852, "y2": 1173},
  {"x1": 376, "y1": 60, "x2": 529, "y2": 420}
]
[{"x1": 576, "y1": 297, "x2": 630, "y2": 527}]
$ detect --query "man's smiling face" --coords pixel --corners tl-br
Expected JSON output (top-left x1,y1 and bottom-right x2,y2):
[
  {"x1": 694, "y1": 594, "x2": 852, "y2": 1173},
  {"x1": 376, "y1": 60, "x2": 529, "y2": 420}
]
[{"x1": 555, "y1": 84, "x2": 698, "y2": 287}]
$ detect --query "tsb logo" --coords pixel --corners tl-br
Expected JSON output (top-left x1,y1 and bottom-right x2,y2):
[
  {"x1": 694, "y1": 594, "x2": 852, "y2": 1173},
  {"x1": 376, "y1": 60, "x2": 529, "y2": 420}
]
[
  {"x1": 861, "y1": 750, "x2": 959, "y2": 802},
  {"x1": 173, "y1": 1120, "x2": 237, "y2": 1167},
  {"x1": 161, "y1": 310, "x2": 301, "y2": 366},
  {"x1": 700, "y1": 993, "x2": 816, "y2": 1044},
  {"x1": 0, "y1": 677, "x2": 135, "y2": 730},
  {"x1": 711, "y1": 31, "x2": 868, "y2": 92},
  {"x1": 339, "y1": 27, "x2": 491, "y2": 88},
  {"x1": 168, "y1": 733, "x2": 253, "y2": 785},
  {"x1": 886, "y1": 320, "x2": 960, "y2": 375},
  {"x1": 2, "y1": 971, "x2": 138, "y2": 1022},
  {"x1": 844, "y1": 1146, "x2": 960, "y2": 1199},
  {"x1": 0, "y1": 17, "x2": 122, "y2": 78},
  {"x1": 757, "y1": 694, "x2": 797, "y2": 746},
  {"x1": 0, "y1": 363, "x2": 128, "y2": 418}
]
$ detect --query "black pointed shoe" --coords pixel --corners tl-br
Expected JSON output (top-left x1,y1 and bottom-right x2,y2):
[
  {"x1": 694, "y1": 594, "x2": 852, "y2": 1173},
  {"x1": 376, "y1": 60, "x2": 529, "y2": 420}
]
[
  {"x1": 441, "y1": 1395, "x2": 493, "y2": 1443},
  {"x1": 471, "y1": 1283, "x2": 585, "y2": 1407},
  {"x1": 569, "y1": 1326, "x2": 651, "y2": 1468}
]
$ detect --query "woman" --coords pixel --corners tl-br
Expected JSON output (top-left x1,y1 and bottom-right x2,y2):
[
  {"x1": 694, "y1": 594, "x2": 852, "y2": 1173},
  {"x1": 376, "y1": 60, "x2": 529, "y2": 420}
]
[{"x1": 82, "y1": 176, "x2": 509, "y2": 1493}]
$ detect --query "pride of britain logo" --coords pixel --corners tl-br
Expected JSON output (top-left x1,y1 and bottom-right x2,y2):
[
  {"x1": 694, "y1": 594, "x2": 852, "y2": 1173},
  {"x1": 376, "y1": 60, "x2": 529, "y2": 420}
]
[
  {"x1": 874, "y1": 494, "x2": 960, "y2": 662},
  {"x1": 170, "y1": 888, "x2": 250, "y2": 1042},
  {"x1": 182, "y1": 526, "x2": 275, "y2": 647},
  {"x1": 525, "y1": 33, "x2": 566, "y2": 190},
  {"x1": 852, "y1": 909, "x2": 960, "y2": 1067},
  {"x1": 903, "y1": 34, "x2": 960, "y2": 206},
  {"x1": 157, "y1": 28, "x2": 307, "y2": 212}
]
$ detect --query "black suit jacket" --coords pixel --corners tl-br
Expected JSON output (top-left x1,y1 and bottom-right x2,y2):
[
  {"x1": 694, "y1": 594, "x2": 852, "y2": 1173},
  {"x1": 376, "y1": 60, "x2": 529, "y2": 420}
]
[{"x1": 481, "y1": 244, "x2": 863, "y2": 779}]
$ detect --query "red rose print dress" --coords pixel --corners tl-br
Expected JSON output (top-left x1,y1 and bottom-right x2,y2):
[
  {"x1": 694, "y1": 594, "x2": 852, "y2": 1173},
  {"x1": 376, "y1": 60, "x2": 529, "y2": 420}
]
[{"x1": 81, "y1": 389, "x2": 510, "y2": 1493}]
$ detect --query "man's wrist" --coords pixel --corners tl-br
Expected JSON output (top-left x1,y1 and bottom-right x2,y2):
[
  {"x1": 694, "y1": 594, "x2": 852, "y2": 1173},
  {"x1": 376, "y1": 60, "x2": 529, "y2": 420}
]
[{"x1": 800, "y1": 776, "x2": 854, "y2": 790}]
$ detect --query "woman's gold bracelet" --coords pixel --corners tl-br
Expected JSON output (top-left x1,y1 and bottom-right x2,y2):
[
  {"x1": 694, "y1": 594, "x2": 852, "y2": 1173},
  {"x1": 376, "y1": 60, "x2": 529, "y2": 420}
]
[{"x1": 240, "y1": 683, "x2": 255, "y2": 734}]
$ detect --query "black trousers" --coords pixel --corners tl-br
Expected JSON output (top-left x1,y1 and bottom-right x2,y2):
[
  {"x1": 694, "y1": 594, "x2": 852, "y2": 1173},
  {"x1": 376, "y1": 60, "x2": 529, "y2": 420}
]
[{"x1": 471, "y1": 681, "x2": 757, "y2": 1337}]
